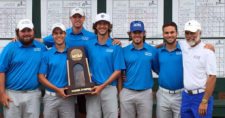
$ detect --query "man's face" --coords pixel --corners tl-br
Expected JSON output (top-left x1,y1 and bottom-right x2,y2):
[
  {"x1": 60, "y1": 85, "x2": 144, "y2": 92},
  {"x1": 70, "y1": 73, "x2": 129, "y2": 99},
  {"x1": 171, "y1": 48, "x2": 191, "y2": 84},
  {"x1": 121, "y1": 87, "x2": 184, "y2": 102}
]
[
  {"x1": 185, "y1": 30, "x2": 201, "y2": 47},
  {"x1": 18, "y1": 28, "x2": 34, "y2": 45},
  {"x1": 96, "y1": 21, "x2": 110, "y2": 36},
  {"x1": 163, "y1": 26, "x2": 177, "y2": 44},
  {"x1": 52, "y1": 28, "x2": 66, "y2": 46},
  {"x1": 70, "y1": 14, "x2": 85, "y2": 28},
  {"x1": 131, "y1": 31, "x2": 145, "y2": 45}
]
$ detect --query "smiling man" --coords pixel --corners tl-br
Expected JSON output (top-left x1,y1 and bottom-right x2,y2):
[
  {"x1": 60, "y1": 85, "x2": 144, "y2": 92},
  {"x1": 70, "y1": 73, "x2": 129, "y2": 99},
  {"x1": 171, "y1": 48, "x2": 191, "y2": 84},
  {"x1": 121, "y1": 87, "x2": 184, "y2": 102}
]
[
  {"x1": 84, "y1": 13, "x2": 125, "y2": 118},
  {"x1": 120, "y1": 21, "x2": 158, "y2": 118},
  {"x1": 0, "y1": 19, "x2": 46, "y2": 118}
]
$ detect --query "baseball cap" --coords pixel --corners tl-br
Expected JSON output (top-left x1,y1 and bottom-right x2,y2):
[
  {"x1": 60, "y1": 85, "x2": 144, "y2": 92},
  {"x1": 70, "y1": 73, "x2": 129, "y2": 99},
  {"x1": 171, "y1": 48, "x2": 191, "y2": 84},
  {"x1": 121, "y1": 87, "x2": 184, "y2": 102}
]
[
  {"x1": 51, "y1": 23, "x2": 66, "y2": 32},
  {"x1": 184, "y1": 20, "x2": 201, "y2": 32},
  {"x1": 70, "y1": 8, "x2": 84, "y2": 17},
  {"x1": 94, "y1": 13, "x2": 111, "y2": 24},
  {"x1": 130, "y1": 21, "x2": 145, "y2": 32},
  {"x1": 17, "y1": 19, "x2": 34, "y2": 30}
]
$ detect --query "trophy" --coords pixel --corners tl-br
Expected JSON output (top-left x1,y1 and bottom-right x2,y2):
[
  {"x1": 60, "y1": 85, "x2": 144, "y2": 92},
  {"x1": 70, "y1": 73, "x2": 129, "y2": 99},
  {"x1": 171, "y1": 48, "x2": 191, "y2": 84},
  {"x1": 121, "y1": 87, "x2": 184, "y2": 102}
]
[{"x1": 65, "y1": 47, "x2": 94, "y2": 96}]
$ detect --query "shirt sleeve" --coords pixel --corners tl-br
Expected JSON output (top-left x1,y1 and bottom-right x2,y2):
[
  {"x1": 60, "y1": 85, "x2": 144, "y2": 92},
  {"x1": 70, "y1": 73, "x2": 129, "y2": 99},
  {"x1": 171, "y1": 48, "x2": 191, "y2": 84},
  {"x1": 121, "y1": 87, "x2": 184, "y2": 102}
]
[
  {"x1": 113, "y1": 46, "x2": 126, "y2": 70},
  {"x1": 38, "y1": 52, "x2": 49, "y2": 75},
  {"x1": 151, "y1": 48, "x2": 159, "y2": 74},
  {"x1": 0, "y1": 43, "x2": 14, "y2": 72}
]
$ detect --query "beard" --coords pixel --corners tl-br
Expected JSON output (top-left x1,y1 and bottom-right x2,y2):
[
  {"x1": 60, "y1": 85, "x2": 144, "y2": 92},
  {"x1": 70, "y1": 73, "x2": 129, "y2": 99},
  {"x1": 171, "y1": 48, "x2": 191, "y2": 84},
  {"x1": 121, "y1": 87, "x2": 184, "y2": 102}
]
[
  {"x1": 164, "y1": 38, "x2": 176, "y2": 45},
  {"x1": 187, "y1": 35, "x2": 200, "y2": 47},
  {"x1": 18, "y1": 35, "x2": 34, "y2": 46}
]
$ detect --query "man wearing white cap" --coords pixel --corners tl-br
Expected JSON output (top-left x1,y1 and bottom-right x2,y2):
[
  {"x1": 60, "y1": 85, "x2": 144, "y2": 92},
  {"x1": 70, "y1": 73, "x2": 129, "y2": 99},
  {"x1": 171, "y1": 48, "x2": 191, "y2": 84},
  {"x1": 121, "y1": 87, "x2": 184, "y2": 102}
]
[
  {"x1": 38, "y1": 23, "x2": 75, "y2": 118},
  {"x1": 84, "y1": 13, "x2": 125, "y2": 118},
  {"x1": 179, "y1": 20, "x2": 217, "y2": 118},
  {"x1": 43, "y1": 7, "x2": 96, "y2": 47},
  {"x1": 0, "y1": 19, "x2": 46, "y2": 118}
]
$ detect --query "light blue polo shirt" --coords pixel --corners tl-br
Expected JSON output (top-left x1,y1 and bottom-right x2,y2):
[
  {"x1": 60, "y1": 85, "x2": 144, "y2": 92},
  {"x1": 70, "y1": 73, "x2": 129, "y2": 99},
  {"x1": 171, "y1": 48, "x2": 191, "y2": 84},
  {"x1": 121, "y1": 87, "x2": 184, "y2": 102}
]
[
  {"x1": 158, "y1": 42, "x2": 183, "y2": 90},
  {"x1": 85, "y1": 37, "x2": 126, "y2": 86},
  {"x1": 43, "y1": 27, "x2": 96, "y2": 47},
  {"x1": 39, "y1": 46, "x2": 68, "y2": 92},
  {"x1": 0, "y1": 40, "x2": 47, "y2": 90},
  {"x1": 123, "y1": 43, "x2": 159, "y2": 90}
]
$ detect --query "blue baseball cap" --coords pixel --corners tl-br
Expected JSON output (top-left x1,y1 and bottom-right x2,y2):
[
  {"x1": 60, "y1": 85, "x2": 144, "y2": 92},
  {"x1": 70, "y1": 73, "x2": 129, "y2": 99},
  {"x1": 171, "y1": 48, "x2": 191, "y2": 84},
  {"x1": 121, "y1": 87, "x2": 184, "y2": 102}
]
[{"x1": 130, "y1": 21, "x2": 145, "y2": 32}]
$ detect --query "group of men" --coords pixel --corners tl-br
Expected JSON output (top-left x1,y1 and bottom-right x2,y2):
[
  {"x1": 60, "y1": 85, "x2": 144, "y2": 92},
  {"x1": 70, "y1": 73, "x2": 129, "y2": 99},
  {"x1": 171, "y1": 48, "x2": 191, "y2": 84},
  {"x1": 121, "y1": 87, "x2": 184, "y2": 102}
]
[{"x1": 0, "y1": 7, "x2": 217, "y2": 118}]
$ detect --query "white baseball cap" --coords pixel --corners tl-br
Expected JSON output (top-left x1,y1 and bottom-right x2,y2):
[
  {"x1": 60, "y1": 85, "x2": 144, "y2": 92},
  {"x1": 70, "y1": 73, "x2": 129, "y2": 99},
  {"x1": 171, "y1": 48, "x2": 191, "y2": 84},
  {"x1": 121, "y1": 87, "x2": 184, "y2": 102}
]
[
  {"x1": 184, "y1": 20, "x2": 201, "y2": 32},
  {"x1": 70, "y1": 8, "x2": 84, "y2": 17},
  {"x1": 51, "y1": 23, "x2": 66, "y2": 32},
  {"x1": 17, "y1": 19, "x2": 34, "y2": 30},
  {"x1": 94, "y1": 13, "x2": 111, "y2": 24}
]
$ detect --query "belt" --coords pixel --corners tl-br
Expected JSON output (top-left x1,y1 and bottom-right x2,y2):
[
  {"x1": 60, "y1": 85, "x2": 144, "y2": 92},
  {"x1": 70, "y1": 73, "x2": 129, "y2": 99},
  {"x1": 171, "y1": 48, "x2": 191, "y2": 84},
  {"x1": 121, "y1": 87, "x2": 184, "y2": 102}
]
[
  {"x1": 7, "y1": 89, "x2": 39, "y2": 93},
  {"x1": 184, "y1": 89, "x2": 205, "y2": 95},
  {"x1": 45, "y1": 91, "x2": 57, "y2": 96},
  {"x1": 127, "y1": 88, "x2": 151, "y2": 92},
  {"x1": 159, "y1": 87, "x2": 183, "y2": 94}
]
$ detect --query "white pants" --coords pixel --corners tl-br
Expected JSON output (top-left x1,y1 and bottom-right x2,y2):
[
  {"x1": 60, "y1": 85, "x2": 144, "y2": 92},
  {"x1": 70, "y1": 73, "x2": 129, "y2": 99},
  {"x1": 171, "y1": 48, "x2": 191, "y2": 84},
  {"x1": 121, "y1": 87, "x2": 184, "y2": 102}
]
[
  {"x1": 86, "y1": 85, "x2": 118, "y2": 118},
  {"x1": 120, "y1": 88, "x2": 153, "y2": 118},
  {"x1": 156, "y1": 87, "x2": 182, "y2": 118},
  {"x1": 4, "y1": 89, "x2": 41, "y2": 118},
  {"x1": 43, "y1": 93, "x2": 75, "y2": 118}
]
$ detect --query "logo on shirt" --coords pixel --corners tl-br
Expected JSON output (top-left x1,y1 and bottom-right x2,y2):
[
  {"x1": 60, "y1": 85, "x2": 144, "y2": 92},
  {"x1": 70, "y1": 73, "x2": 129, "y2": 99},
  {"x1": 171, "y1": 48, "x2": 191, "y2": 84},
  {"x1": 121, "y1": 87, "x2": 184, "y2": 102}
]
[
  {"x1": 106, "y1": 48, "x2": 113, "y2": 53},
  {"x1": 176, "y1": 52, "x2": 182, "y2": 55},
  {"x1": 82, "y1": 37, "x2": 89, "y2": 40},
  {"x1": 145, "y1": 52, "x2": 152, "y2": 56},
  {"x1": 34, "y1": 48, "x2": 41, "y2": 52},
  {"x1": 193, "y1": 55, "x2": 200, "y2": 60}
]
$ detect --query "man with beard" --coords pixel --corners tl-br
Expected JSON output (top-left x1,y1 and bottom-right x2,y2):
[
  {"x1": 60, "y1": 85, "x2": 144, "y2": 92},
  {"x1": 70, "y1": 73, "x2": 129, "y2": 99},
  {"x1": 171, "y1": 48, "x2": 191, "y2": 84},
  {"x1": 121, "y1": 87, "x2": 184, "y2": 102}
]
[
  {"x1": 38, "y1": 23, "x2": 75, "y2": 118},
  {"x1": 156, "y1": 22, "x2": 183, "y2": 118},
  {"x1": 0, "y1": 19, "x2": 46, "y2": 118},
  {"x1": 179, "y1": 20, "x2": 217, "y2": 118},
  {"x1": 120, "y1": 21, "x2": 158, "y2": 118},
  {"x1": 84, "y1": 13, "x2": 125, "y2": 118}
]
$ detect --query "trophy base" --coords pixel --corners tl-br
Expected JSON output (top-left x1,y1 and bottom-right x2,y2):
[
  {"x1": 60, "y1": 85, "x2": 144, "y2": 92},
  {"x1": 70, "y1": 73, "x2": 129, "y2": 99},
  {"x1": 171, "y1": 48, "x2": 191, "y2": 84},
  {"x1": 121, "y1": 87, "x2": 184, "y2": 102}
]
[{"x1": 65, "y1": 87, "x2": 93, "y2": 96}]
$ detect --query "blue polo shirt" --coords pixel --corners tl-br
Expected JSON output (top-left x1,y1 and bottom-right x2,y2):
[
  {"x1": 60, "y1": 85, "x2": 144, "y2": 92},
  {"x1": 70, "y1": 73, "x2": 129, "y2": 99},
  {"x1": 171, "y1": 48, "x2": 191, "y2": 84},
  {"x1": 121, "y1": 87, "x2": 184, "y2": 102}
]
[
  {"x1": 0, "y1": 40, "x2": 46, "y2": 90},
  {"x1": 123, "y1": 43, "x2": 159, "y2": 90},
  {"x1": 158, "y1": 42, "x2": 183, "y2": 90},
  {"x1": 43, "y1": 27, "x2": 96, "y2": 47},
  {"x1": 85, "y1": 37, "x2": 125, "y2": 86},
  {"x1": 39, "y1": 46, "x2": 68, "y2": 92}
]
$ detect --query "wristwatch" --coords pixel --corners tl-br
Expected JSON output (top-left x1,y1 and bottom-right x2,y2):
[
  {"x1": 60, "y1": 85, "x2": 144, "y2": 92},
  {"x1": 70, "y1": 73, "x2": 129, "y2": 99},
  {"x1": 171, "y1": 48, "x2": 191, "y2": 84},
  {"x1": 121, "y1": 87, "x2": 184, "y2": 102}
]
[{"x1": 201, "y1": 98, "x2": 208, "y2": 104}]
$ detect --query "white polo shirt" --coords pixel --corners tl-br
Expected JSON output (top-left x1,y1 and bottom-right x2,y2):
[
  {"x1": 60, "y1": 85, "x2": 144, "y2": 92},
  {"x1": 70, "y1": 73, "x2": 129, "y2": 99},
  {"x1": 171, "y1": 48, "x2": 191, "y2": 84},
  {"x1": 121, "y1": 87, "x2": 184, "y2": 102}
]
[{"x1": 179, "y1": 40, "x2": 217, "y2": 90}]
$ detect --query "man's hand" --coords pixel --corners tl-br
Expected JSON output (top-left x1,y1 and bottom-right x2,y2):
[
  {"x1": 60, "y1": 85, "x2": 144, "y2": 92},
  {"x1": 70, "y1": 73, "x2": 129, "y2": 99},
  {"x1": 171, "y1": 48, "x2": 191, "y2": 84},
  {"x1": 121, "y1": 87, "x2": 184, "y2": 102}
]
[
  {"x1": 112, "y1": 39, "x2": 121, "y2": 45},
  {"x1": 56, "y1": 88, "x2": 68, "y2": 98},
  {"x1": 204, "y1": 43, "x2": 215, "y2": 52},
  {"x1": 0, "y1": 92, "x2": 12, "y2": 108},
  {"x1": 91, "y1": 85, "x2": 105, "y2": 95},
  {"x1": 198, "y1": 102, "x2": 208, "y2": 116}
]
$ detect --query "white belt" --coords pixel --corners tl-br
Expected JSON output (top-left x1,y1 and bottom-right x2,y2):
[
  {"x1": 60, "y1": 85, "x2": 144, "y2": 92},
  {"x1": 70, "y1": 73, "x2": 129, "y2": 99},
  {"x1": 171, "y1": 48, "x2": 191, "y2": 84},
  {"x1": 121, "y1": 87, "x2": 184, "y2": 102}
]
[
  {"x1": 184, "y1": 88, "x2": 205, "y2": 95},
  {"x1": 45, "y1": 90, "x2": 57, "y2": 96},
  {"x1": 159, "y1": 87, "x2": 183, "y2": 94}
]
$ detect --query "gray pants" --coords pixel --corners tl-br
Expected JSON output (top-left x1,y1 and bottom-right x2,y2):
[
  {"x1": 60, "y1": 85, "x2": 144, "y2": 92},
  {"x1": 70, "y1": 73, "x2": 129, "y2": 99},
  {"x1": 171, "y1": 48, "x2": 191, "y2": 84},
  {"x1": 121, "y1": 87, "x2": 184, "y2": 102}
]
[
  {"x1": 156, "y1": 87, "x2": 182, "y2": 118},
  {"x1": 86, "y1": 85, "x2": 118, "y2": 118},
  {"x1": 120, "y1": 88, "x2": 153, "y2": 118},
  {"x1": 43, "y1": 93, "x2": 75, "y2": 118},
  {"x1": 4, "y1": 89, "x2": 41, "y2": 118}
]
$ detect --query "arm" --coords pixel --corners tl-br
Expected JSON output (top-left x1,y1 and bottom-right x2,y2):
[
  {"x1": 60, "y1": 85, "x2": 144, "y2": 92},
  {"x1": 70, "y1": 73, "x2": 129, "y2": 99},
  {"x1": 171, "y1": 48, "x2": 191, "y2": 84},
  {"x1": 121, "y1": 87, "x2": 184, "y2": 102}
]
[
  {"x1": 112, "y1": 38, "x2": 122, "y2": 46},
  {"x1": 0, "y1": 73, "x2": 12, "y2": 108},
  {"x1": 38, "y1": 74, "x2": 67, "y2": 98},
  {"x1": 198, "y1": 75, "x2": 216, "y2": 116},
  {"x1": 117, "y1": 71, "x2": 125, "y2": 93},
  {"x1": 92, "y1": 70, "x2": 121, "y2": 95},
  {"x1": 204, "y1": 43, "x2": 215, "y2": 52}
]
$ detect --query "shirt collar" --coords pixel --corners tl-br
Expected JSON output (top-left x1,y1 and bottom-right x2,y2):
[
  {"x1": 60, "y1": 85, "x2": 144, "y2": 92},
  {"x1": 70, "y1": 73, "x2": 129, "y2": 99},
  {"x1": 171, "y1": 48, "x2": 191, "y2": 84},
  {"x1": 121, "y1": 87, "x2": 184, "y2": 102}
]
[
  {"x1": 129, "y1": 42, "x2": 148, "y2": 51},
  {"x1": 94, "y1": 37, "x2": 113, "y2": 47},
  {"x1": 52, "y1": 46, "x2": 68, "y2": 54},
  {"x1": 69, "y1": 27, "x2": 86, "y2": 36},
  {"x1": 161, "y1": 41, "x2": 181, "y2": 52},
  {"x1": 16, "y1": 40, "x2": 37, "y2": 48}
]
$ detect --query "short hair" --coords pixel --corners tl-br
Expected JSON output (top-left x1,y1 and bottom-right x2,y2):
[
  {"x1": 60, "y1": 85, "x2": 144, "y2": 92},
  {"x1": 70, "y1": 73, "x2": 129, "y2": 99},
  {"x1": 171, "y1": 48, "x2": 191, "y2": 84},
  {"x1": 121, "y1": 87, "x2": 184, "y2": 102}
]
[{"x1": 162, "y1": 22, "x2": 178, "y2": 32}]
